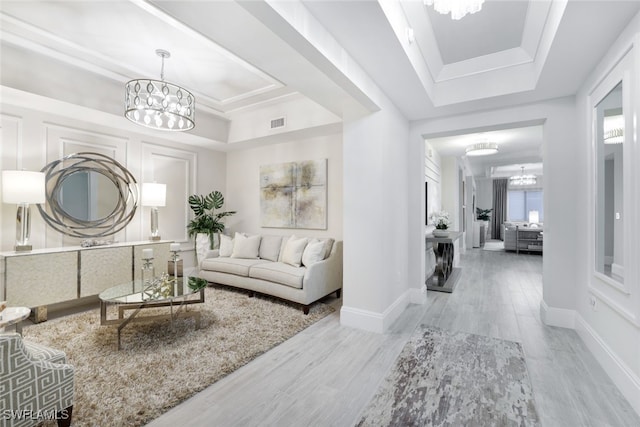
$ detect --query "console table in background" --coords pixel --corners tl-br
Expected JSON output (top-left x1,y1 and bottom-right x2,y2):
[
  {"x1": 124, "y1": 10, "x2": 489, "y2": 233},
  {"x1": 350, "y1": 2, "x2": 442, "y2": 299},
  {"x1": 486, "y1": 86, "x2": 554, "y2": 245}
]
[
  {"x1": 0, "y1": 241, "x2": 171, "y2": 321},
  {"x1": 425, "y1": 231, "x2": 463, "y2": 293}
]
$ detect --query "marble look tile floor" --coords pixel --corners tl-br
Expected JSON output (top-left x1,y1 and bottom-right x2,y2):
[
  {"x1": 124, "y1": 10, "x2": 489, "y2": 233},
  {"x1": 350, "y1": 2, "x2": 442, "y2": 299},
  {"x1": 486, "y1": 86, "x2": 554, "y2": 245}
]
[{"x1": 148, "y1": 249, "x2": 640, "y2": 427}]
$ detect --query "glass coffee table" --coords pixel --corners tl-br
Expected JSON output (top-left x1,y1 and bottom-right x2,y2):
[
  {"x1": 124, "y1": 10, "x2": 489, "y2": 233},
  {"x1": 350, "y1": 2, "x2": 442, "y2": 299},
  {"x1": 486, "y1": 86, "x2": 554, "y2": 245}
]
[
  {"x1": 0, "y1": 306, "x2": 31, "y2": 334},
  {"x1": 99, "y1": 271, "x2": 205, "y2": 350}
]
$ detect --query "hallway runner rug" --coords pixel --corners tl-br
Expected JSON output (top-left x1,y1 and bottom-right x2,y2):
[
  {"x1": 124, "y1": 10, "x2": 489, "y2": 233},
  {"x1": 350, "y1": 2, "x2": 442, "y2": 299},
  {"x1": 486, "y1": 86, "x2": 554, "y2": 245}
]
[{"x1": 356, "y1": 326, "x2": 540, "y2": 426}]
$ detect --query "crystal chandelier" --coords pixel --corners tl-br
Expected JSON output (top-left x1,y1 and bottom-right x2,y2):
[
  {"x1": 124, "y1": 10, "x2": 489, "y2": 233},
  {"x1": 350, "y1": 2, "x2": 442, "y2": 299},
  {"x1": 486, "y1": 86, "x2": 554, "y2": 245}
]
[
  {"x1": 125, "y1": 49, "x2": 195, "y2": 131},
  {"x1": 510, "y1": 166, "x2": 536, "y2": 186},
  {"x1": 424, "y1": 0, "x2": 485, "y2": 20}
]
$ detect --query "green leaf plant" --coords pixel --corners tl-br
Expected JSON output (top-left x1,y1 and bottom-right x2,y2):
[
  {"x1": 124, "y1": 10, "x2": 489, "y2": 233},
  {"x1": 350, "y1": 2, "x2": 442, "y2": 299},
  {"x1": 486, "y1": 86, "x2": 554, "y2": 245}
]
[{"x1": 186, "y1": 191, "x2": 236, "y2": 250}]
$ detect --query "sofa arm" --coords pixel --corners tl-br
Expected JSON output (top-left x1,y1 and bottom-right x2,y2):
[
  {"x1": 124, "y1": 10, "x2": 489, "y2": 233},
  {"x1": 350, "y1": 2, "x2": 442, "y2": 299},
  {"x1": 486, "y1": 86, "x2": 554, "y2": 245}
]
[{"x1": 303, "y1": 240, "x2": 343, "y2": 303}]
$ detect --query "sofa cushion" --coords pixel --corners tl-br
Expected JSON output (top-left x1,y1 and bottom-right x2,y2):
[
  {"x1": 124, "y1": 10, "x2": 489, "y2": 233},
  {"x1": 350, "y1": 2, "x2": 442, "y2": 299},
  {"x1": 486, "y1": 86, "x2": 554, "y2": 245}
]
[
  {"x1": 259, "y1": 235, "x2": 283, "y2": 262},
  {"x1": 231, "y1": 232, "x2": 261, "y2": 259},
  {"x1": 219, "y1": 234, "x2": 234, "y2": 257},
  {"x1": 249, "y1": 262, "x2": 306, "y2": 289},
  {"x1": 302, "y1": 239, "x2": 326, "y2": 267},
  {"x1": 320, "y1": 238, "x2": 335, "y2": 259},
  {"x1": 201, "y1": 257, "x2": 269, "y2": 277},
  {"x1": 281, "y1": 235, "x2": 308, "y2": 267}
]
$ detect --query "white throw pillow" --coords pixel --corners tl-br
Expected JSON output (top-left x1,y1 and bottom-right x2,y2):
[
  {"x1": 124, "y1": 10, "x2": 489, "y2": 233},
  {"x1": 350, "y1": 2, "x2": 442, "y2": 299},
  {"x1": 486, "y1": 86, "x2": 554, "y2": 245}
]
[
  {"x1": 320, "y1": 238, "x2": 335, "y2": 259},
  {"x1": 259, "y1": 235, "x2": 283, "y2": 261},
  {"x1": 281, "y1": 235, "x2": 308, "y2": 267},
  {"x1": 231, "y1": 232, "x2": 262, "y2": 259},
  {"x1": 219, "y1": 234, "x2": 234, "y2": 257},
  {"x1": 302, "y1": 239, "x2": 326, "y2": 267}
]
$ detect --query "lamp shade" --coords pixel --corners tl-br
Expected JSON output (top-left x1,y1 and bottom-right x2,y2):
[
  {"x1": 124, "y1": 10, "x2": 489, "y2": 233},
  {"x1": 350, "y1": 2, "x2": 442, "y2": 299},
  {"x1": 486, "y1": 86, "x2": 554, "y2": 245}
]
[
  {"x1": 141, "y1": 183, "x2": 166, "y2": 207},
  {"x1": 528, "y1": 210, "x2": 539, "y2": 224},
  {"x1": 2, "y1": 171, "x2": 46, "y2": 204}
]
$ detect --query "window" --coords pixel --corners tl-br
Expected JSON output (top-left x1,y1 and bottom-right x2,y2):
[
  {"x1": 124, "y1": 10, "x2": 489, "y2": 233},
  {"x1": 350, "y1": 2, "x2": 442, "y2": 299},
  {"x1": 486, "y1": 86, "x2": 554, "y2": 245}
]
[{"x1": 508, "y1": 190, "x2": 543, "y2": 222}]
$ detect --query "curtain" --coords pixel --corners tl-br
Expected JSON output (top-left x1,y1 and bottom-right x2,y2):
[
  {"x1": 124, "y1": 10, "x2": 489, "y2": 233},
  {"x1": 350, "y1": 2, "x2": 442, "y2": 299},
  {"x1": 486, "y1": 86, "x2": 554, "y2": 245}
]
[{"x1": 492, "y1": 178, "x2": 508, "y2": 239}]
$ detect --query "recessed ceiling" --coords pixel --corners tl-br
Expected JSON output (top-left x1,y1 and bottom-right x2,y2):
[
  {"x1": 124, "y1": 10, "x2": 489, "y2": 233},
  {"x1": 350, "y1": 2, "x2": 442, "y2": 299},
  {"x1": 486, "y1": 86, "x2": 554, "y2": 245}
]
[
  {"x1": 0, "y1": 0, "x2": 292, "y2": 115},
  {"x1": 426, "y1": 0, "x2": 528, "y2": 64}
]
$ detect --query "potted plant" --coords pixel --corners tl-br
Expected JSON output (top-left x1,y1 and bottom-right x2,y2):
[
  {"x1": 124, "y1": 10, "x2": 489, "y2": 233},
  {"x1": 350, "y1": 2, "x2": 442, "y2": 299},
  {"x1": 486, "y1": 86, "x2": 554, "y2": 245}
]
[
  {"x1": 430, "y1": 210, "x2": 451, "y2": 237},
  {"x1": 476, "y1": 208, "x2": 492, "y2": 221},
  {"x1": 476, "y1": 207, "x2": 492, "y2": 240},
  {"x1": 187, "y1": 191, "x2": 236, "y2": 263}
]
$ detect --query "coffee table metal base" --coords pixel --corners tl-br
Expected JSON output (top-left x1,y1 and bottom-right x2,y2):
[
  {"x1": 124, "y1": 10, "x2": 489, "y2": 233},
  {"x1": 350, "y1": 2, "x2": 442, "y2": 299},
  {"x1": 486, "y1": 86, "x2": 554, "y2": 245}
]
[{"x1": 100, "y1": 289, "x2": 204, "y2": 350}]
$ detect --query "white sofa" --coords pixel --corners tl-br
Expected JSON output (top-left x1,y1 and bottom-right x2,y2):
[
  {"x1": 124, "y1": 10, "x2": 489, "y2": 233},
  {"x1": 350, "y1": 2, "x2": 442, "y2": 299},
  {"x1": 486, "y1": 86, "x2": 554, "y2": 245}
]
[{"x1": 199, "y1": 233, "x2": 342, "y2": 314}]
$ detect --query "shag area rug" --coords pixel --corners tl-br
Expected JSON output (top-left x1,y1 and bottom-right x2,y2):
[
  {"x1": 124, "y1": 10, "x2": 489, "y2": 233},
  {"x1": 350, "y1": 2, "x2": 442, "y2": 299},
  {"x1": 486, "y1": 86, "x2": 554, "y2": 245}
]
[
  {"x1": 357, "y1": 326, "x2": 540, "y2": 426},
  {"x1": 22, "y1": 285, "x2": 334, "y2": 426}
]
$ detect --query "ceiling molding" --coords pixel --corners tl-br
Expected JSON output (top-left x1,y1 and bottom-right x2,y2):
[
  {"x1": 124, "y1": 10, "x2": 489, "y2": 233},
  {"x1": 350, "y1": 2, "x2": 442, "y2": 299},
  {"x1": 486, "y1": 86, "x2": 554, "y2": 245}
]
[
  {"x1": 388, "y1": 0, "x2": 567, "y2": 106},
  {"x1": 0, "y1": 1, "x2": 291, "y2": 115}
]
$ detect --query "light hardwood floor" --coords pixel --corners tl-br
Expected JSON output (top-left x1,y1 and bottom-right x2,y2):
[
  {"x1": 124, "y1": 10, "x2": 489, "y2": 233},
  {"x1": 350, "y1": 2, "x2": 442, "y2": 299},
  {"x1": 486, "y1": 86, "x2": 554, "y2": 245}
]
[{"x1": 147, "y1": 248, "x2": 640, "y2": 427}]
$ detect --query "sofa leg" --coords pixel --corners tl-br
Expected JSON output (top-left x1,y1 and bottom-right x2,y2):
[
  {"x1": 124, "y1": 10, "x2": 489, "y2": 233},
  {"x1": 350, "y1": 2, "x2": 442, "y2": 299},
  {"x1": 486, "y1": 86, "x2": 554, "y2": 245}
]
[
  {"x1": 57, "y1": 405, "x2": 72, "y2": 427},
  {"x1": 248, "y1": 291, "x2": 254, "y2": 298},
  {"x1": 303, "y1": 305, "x2": 310, "y2": 315},
  {"x1": 335, "y1": 289, "x2": 342, "y2": 298}
]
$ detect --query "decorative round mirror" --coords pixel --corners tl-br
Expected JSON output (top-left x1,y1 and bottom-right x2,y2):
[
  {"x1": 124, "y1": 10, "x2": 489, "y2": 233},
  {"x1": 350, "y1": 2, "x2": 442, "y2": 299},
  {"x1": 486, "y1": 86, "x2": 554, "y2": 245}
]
[{"x1": 38, "y1": 152, "x2": 138, "y2": 238}]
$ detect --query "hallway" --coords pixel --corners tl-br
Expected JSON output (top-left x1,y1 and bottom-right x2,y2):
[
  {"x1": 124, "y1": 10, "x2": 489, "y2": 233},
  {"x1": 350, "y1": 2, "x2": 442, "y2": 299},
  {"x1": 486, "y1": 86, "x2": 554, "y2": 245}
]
[{"x1": 150, "y1": 249, "x2": 639, "y2": 426}]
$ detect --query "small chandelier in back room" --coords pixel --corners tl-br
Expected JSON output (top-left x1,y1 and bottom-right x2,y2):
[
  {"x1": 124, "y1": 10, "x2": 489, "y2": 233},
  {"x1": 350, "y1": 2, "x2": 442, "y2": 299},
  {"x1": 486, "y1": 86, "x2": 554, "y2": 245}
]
[
  {"x1": 125, "y1": 49, "x2": 195, "y2": 131},
  {"x1": 510, "y1": 166, "x2": 536, "y2": 186}
]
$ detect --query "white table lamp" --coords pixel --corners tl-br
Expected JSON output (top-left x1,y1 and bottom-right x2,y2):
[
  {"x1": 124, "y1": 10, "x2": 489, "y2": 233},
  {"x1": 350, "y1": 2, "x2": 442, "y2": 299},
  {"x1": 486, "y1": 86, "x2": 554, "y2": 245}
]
[
  {"x1": 528, "y1": 210, "x2": 539, "y2": 224},
  {"x1": 141, "y1": 182, "x2": 166, "y2": 241},
  {"x1": 2, "y1": 170, "x2": 46, "y2": 251}
]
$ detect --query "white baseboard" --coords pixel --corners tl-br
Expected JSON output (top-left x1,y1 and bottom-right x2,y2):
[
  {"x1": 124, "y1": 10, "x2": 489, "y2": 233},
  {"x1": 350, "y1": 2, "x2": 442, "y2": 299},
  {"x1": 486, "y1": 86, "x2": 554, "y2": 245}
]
[
  {"x1": 612, "y1": 263, "x2": 624, "y2": 278},
  {"x1": 408, "y1": 286, "x2": 426, "y2": 305},
  {"x1": 539, "y1": 299, "x2": 576, "y2": 328},
  {"x1": 340, "y1": 290, "x2": 410, "y2": 333},
  {"x1": 575, "y1": 314, "x2": 640, "y2": 417}
]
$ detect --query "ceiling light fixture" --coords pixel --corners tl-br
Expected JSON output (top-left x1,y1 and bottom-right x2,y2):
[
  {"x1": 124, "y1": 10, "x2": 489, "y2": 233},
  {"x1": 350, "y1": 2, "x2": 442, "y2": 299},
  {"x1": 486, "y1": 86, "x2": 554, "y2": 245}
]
[
  {"x1": 510, "y1": 166, "x2": 536, "y2": 186},
  {"x1": 424, "y1": 0, "x2": 485, "y2": 20},
  {"x1": 465, "y1": 142, "x2": 498, "y2": 156},
  {"x1": 603, "y1": 114, "x2": 624, "y2": 144},
  {"x1": 125, "y1": 49, "x2": 195, "y2": 132}
]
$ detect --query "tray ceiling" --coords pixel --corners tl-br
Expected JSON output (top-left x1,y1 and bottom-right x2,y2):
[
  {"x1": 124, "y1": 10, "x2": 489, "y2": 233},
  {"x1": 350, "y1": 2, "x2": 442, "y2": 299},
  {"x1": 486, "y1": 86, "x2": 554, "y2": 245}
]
[{"x1": 0, "y1": 0, "x2": 290, "y2": 115}]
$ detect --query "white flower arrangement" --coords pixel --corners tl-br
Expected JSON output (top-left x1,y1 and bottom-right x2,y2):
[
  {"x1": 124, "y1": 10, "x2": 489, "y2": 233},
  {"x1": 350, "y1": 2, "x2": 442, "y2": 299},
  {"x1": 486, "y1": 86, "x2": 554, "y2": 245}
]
[{"x1": 430, "y1": 210, "x2": 451, "y2": 230}]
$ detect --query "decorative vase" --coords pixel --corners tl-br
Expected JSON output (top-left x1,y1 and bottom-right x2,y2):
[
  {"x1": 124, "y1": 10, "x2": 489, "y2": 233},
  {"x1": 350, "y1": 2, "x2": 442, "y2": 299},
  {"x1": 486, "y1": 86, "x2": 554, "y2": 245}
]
[
  {"x1": 433, "y1": 229, "x2": 450, "y2": 238},
  {"x1": 195, "y1": 233, "x2": 211, "y2": 265}
]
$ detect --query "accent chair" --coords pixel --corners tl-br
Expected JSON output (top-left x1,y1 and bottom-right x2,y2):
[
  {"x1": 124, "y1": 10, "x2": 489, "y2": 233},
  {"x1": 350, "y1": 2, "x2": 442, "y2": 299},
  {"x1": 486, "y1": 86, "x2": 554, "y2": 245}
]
[{"x1": 0, "y1": 333, "x2": 74, "y2": 427}]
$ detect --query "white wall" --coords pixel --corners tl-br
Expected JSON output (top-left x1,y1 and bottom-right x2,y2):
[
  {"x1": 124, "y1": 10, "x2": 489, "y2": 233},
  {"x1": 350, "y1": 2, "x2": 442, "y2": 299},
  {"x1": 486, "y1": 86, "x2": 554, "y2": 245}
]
[
  {"x1": 476, "y1": 177, "x2": 493, "y2": 213},
  {"x1": 227, "y1": 94, "x2": 341, "y2": 145},
  {"x1": 424, "y1": 139, "x2": 442, "y2": 216},
  {"x1": 341, "y1": 98, "x2": 414, "y2": 332},
  {"x1": 0, "y1": 96, "x2": 226, "y2": 269},
  {"x1": 440, "y1": 157, "x2": 460, "y2": 232},
  {"x1": 573, "y1": 12, "x2": 640, "y2": 415},
  {"x1": 224, "y1": 133, "x2": 343, "y2": 239}
]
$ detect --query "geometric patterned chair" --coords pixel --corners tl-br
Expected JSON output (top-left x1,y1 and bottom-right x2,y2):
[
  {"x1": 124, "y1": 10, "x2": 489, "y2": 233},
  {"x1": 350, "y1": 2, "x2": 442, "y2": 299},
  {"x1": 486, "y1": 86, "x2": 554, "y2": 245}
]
[{"x1": 0, "y1": 333, "x2": 74, "y2": 427}]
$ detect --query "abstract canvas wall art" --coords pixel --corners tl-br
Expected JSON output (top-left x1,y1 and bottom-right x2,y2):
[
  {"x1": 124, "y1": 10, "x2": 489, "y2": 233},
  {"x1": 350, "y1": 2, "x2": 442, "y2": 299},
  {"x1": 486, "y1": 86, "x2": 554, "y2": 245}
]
[{"x1": 260, "y1": 159, "x2": 327, "y2": 229}]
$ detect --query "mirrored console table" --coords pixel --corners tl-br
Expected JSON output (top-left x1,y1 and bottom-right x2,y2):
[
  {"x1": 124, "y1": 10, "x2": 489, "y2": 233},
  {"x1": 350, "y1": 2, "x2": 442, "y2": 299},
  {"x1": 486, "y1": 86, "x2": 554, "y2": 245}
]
[
  {"x1": 425, "y1": 231, "x2": 463, "y2": 293},
  {"x1": 0, "y1": 241, "x2": 171, "y2": 322}
]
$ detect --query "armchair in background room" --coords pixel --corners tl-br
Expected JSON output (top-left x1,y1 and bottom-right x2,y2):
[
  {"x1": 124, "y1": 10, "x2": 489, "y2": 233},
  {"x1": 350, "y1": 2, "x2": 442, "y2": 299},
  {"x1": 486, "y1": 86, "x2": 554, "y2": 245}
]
[{"x1": 0, "y1": 333, "x2": 74, "y2": 427}]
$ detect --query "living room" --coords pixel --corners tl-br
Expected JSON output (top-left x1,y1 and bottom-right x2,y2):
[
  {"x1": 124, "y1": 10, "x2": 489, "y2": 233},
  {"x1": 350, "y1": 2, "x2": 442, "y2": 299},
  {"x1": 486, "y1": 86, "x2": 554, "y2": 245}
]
[{"x1": 1, "y1": 1, "x2": 640, "y2": 426}]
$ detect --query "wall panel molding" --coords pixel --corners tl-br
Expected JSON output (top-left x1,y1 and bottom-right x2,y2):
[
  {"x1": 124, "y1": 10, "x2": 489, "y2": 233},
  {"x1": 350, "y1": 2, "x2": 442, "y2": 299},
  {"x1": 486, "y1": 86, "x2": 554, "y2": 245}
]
[{"x1": 141, "y1": 142, "x2": 197, "y2": 245}]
